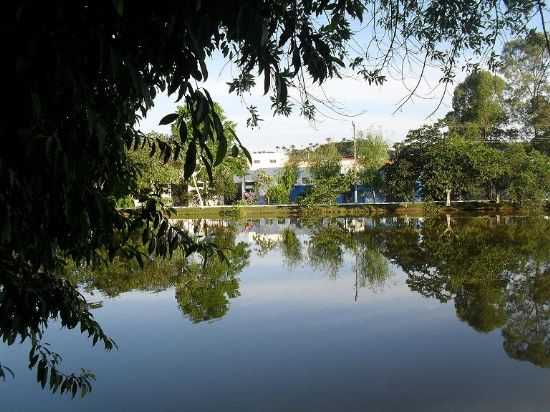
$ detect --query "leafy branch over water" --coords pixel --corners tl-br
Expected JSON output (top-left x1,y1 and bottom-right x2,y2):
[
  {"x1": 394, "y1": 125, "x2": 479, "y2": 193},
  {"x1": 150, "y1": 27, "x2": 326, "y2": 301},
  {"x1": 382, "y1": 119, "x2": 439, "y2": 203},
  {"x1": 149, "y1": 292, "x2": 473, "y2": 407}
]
[{"x1": 3, "y1": 217, "x2": 548, "y2": 396}]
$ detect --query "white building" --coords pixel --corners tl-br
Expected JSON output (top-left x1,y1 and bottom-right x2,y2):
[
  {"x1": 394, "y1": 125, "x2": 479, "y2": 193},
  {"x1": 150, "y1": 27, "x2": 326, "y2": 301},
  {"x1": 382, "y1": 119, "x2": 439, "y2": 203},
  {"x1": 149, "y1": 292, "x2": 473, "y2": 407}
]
[
  {"x1": 234, "y1": 150, "x2": 361, "y2": 199},
  {"x1": 235, "y1": 151, "x2": 298, "y2": 195}
]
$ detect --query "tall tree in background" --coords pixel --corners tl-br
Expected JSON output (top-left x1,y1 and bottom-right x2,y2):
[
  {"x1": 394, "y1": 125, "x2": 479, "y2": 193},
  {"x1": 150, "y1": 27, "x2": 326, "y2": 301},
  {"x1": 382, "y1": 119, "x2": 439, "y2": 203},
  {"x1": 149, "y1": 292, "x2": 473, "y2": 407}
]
[
  {"x1": 301, "y1": 142, "x2": 352, "y2": 205},
  {"x1": 446, "y1": 71, "x2": 507, "y2": 140},
  {"x1": 466, "y1": 143, "x2": 509, "y2": 203},
  {"x1": 266, "y1": 160, "x2": 300, "y2": 204},
  {"x1": 500, "y1": 31, "x2": 550, "y2": 142},
  {"x1": 308, "y1": 143, "x2": 342, "y2": 181},
  {"x1": 127, "y1": 132, "x2": 182, "y2": 201},
  {"x1": 355, "y1": 132, "x2": 389, "y2": 201},
  {"x1": 254, "y1": 170, "x2": 275, "y2": 204},
  {"x1": 421, "y1": 137, "x2": 475, "y2": 206},
  {"x1": 505, "y1": 144, "x2": 550, "y2": 204},
  {"x1": 383, "y1": 124, "x2": 444, "y2": 201},
  {"x1": 530, "y1": 96, "x2": 550, "y2": 154}
]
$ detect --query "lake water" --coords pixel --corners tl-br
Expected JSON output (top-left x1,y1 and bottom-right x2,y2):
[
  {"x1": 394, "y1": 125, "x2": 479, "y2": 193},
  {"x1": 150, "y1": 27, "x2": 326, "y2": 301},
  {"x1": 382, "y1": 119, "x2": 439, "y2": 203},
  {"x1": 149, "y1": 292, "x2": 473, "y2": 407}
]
[{"x1": 2, "y1": 216, "x2": 549, "y2": 411}]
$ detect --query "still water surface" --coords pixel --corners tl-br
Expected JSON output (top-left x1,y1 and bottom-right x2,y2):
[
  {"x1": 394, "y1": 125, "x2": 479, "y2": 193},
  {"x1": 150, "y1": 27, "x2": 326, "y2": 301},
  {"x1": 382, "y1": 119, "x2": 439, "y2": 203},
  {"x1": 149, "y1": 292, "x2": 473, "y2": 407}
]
[{"x1": 2, "y1": 216, "x2": 549, "y2": 411}]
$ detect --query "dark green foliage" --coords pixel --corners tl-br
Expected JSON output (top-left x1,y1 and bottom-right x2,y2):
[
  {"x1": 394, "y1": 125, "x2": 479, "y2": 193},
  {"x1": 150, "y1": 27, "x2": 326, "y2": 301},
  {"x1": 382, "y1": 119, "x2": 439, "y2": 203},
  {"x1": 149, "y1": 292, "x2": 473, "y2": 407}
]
[
  {"x1": 172, "y1": 103, "x2": 249, "y2": 204},
  {"x1": 308, "y1": 143, "x2": 342, "y2": 181},
  {"x1": 300, "y1": 175, "x2": 354, "y2": 205},
  {"x1": 8, "y1": 1, "x2": 546, "y2": 394},
  {"x1": 29, "y1": 341, "x2": 96, "y2": 398},
  {"x1": 384, "y1": 217, "x2": 550, "y2": 367},
  {"x1": 300, "y1": 142, "x2": 353, "y2": 205},
  {"x1": 446, "y1": 71, "x2": 507, "y2": 140},
  {"x1": 71, "y1": 224, "x2": 250, "y2": 324},
  {"x1": 176, "y1": 227, "x2": 250, "y2": 323},
  {"x1": 266, "y1": 160, "x2": 300, "y2": 204},
  {"x1": 386, "y1": 121, "x2": 550, "y2": 204},
  {"x1": 500, "y1": 31, "x2": 550, "y2": 142},
  {"x1": 280, "y1": 229, "x2": 303, "y2": 269},
  {"x1": 383, "y1": 159, "x2": 418, "y2": 201}
]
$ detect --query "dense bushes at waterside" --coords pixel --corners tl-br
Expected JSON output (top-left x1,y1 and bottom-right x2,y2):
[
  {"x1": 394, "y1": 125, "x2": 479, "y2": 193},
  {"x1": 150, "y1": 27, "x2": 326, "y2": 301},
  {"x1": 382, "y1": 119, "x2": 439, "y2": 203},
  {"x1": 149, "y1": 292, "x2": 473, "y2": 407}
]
[{"x1": 383, "y1": 127, "x2": 550, "y2": 205}]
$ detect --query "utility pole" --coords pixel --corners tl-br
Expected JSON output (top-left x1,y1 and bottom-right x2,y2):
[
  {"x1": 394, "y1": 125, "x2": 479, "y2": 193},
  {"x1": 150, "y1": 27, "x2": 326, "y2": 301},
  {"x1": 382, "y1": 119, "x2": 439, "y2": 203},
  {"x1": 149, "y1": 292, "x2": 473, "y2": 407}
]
[
  {"x1": 352, "y1": 122, "x2": 358, "y2": 204},
  {"x1": 353, "y1": 121, "x2": 357, "y2": 160}
]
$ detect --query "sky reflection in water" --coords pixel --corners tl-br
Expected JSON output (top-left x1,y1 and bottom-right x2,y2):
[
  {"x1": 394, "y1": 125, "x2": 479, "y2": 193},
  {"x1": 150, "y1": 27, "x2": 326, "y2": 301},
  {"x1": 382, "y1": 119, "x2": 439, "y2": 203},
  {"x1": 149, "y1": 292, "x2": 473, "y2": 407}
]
[{"x1": 1, "y1": 216, "x2": 549, "y2": 412}]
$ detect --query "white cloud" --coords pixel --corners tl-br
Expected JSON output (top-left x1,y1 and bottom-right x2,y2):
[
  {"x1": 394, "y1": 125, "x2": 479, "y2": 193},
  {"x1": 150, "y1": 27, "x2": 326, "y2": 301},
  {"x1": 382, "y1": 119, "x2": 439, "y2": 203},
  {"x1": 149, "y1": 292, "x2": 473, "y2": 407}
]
[{"x1": 139, "y1": 59, "x2": 464, "y2": 151}]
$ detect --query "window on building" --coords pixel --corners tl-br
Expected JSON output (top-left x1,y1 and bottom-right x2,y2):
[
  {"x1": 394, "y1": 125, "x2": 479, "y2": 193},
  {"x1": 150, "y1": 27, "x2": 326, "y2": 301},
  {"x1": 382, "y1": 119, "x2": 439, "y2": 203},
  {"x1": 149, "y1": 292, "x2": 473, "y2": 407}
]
[
  {"x1": 269, "y1": 159, "x2": 277, "y2": 163},
  {"x1": 253, "y1": 160, "x2": 260, "y2": 164}
]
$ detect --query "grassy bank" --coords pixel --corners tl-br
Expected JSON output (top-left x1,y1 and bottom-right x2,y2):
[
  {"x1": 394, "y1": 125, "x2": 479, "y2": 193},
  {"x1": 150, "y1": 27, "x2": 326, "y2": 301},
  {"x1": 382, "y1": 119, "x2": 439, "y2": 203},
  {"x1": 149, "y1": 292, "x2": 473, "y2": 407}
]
[{"x1": 172, "y1": 201, "x2": 548, "y2": 219}]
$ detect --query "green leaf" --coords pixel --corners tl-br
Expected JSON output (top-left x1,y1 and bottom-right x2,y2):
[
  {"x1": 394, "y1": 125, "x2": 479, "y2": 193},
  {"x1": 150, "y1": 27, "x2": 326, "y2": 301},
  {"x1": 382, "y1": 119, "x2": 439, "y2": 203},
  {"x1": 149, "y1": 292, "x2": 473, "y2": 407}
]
[
  {"x1": 49, "y1": 368, "x2": 57, "y2": 389},
  {"x1": 202, "y1": 155, "x2": 214, "y2": 182},
  {"x1": 200, "y1": 140, "x2": 214, "y2": 164},
  {"x1": 215, "y1": 136, "x2": 228, "y2": 166},
  {"x1": 159, "y1": 113, "x2": 179, "y2": 125},
  {"x1": 196, "y1": 96, "x2": 208, "y2": 124},
  {"x1": 168, "y1": 78, "x2": 180, "y2": 96},
  {"x1": 229, "y1": 129, "x2": 252, "y2": 163},
  {"x1": 240, "y1": 144, "x2": 252, "y2": 164},
  {"x1": 38, "y1": 361, "x2": 47, "y2": 388},
  {"x1": 184, "y1": 142, "x2": 197, "y2": 180},
  {"x1": 264, "y1": 66, "x2": 270, "y2": 94},
  {"x1": 179, "y1": 121, "x2": 188, "y2": 143},
  {"x1": 199, "y1": 59, "x2": 208, "y2": 81}
]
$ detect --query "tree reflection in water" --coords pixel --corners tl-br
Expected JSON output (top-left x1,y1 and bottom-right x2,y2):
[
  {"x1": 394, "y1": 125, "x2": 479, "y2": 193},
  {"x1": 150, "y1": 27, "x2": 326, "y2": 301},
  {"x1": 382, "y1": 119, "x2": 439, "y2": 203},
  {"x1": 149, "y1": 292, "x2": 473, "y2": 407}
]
[
  {"x1": 175, "y1": 225, "x2": 249, "y2": 323},
  {"x1": 264, "y1": 215, "x2": 549, "y2": 367},
  {"x1": 376, "y1": 216, "x2": 550, "y2": 368},
  {"x1": 2, "y1": 216, "x2": 549, "y2": 396},
  {"x1": 74, "y1": 222, "x2": 250, "y2": 324}
]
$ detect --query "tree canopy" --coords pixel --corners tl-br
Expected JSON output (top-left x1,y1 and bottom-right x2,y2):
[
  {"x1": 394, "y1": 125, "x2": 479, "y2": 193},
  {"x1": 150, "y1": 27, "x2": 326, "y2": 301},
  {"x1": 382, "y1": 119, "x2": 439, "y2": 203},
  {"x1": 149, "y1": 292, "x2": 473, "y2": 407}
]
[
  {"x1": 446, "y1": 71, "x2": 507, "y2": 140},
  {"x1": 384, "y1": 32, "x2": 550, "y2": 205},
  {"x1": 172, "y1": 103, "x2": 249, "y2": 205},
  {"x1": 7, "y1": 1, "x2": 549, "y2": 394},
  {"x1": 500, "y1": 30, "x2": 550, "y2": 142},
  {"x1": 355, "y1": 132, "x2": 389, "y2": 200},
  {"x1": 127, "y1": 132, "x2": 182, "y2": 199}
]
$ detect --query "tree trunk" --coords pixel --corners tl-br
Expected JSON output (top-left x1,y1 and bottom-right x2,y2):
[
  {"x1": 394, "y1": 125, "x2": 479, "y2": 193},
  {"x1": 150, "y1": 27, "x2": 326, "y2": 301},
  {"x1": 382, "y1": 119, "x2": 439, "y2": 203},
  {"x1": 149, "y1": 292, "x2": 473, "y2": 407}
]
[
  {"x1": 192, "y1": 175, "x2": 204, "y2": 207},
  {"x1": 496, "y1": 192, "x2": 500, "y2": 204},
  {"x1": 372, "y1": 189, "x2": 376, "y2": 203},
  {"x1": 446, "y1": 189, "x2": 451, "y2": 207}
]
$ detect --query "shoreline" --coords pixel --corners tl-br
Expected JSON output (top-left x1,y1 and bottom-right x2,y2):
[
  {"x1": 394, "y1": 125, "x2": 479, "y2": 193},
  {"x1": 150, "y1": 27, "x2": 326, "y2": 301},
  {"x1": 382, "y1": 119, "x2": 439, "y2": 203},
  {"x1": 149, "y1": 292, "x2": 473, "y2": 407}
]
[{"x1": 170, "y1": 200, "x2": 549, "y2": 219}]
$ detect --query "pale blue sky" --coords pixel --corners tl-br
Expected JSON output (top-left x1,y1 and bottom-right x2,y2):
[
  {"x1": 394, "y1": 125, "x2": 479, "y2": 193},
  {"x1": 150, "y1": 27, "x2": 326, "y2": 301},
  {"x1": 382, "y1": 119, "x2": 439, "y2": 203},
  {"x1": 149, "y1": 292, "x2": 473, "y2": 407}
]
[
  {"x1": 139, "y1": 53, "x2": 462, "y2": 151},
  {"x1": 138, "y1": 15, "x2": 544, "y2": 151}
]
